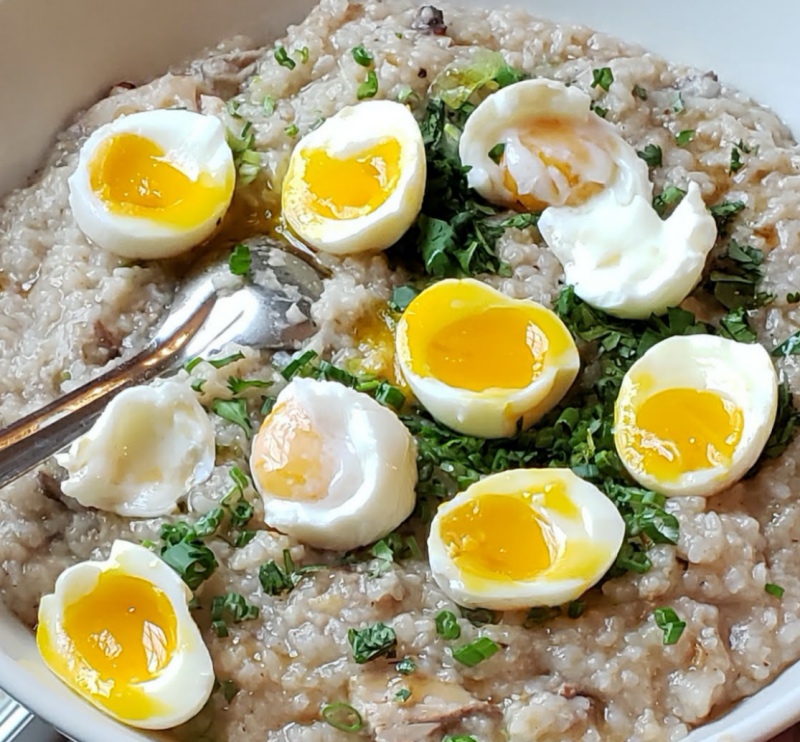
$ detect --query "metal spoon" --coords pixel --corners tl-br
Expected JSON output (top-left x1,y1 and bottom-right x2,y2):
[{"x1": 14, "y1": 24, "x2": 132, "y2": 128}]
[{"x1": 0, "y1": 237, "x2": 324, "y2": 490}]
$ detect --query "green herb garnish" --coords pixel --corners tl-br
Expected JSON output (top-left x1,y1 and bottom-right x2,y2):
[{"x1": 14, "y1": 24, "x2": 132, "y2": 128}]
[
  {"x1": 274, "y1": 46, "x2": 296, "y2": 70},
  {"x1": 673, "y1": 93, "x2": 685, "y2": 113},
  {"x1": 567, "y1": 600, "x2": 587, "y2": 619},
  {"x1": 285, "y1": 123, "x2": 299, "y2": 136},
  {"x1": 296, "y1": 46, "x2": 309, "y2": 63},
  {"x1": 389, "y1": 284, "x2": 420, "y2": 312},
  {"x1": 488, "y1": 142, "x2": 506, "y2": 164},
  {"x1": 632, "y1": 84, "x2": 648, "y2": 100},
  {"x1": 591, "y1": 67, "x2": 614, "y2": 92},
  {"x1": 211, "y1": 398, "x2": 251, "y2": 437},
  {"x1": 159, "y1": 528, "x2": 218, "y2": 591},
  {"x1": 524, "y1": 606, "x2": 561, "y2": 627},
  {"x1": 444, "y1": 737, "x2": 477, "y2": 742},
  {"x1": 772, "y1": 332, "x2": 800, "y2": 357},
  {"x1": 258, "y1": 548, "x2": 322, "y2": 596},
  {"x1": 710, "y1": 200, "x2": 745, "y2": 233},
  {"x1": 282, "y1": 349, "x2": 319, "y2": 379},
  {"x1": 210, "y1": 592, "x2": 259, "y2": 637},
  {"x1": 653, "y1": 606, "x2": 686, "y2": 645},
  {"x1": 229, "y1": 244, "x2": 251, "y2": 276},
  {"x1": 348, "y1": 622, "x2": 398, "y2": 664},
  {"x1": 652, "y1": 185, "x2": 686, "y2": 218},
  {"x1": 451, "y1": 636, "x2": 500, "y2": 666},
  {"x1": 395, "y1": 688, "x2": 412, "y2": 702},
  {"x1": 590, "y1": 102, "x2": 608, "y2": 118},
  {"x1": 637, "y1": 143, "x2": 662, "y2": 168},
  {"x1": 435, "y1": 610, "x2": 462, "y2": 639},
  {"x1": 719, "y1": 307, "x2": 757, "y2": 343},
  {"x1": 730, "y1": 146, "x2": 744, "y2": 174},
  {"x1": 765, "y1": 583, "x2": 785, "y2": 598},
  {"x1": 707, "y1": 240, "x2": 772, "y2": 310},
  {"x1": 321, "y1": 702, "x2": 363, "y2": 733},
  {"x1": 675, "y1": 129, "x2": 695, "y2": 146},
  {"x1": 262, "y1": 95, "x2": 276, "y2": 116},
  {"x1": 357, "y1": 70, "x2": 379, "y2": 100},
  {"x1": 217, "y1": 678, "x2": 239, "y2": 703},
  {"x1": 787, "y1": 292, "x2": 800, "y2": 303},
  {"x1": 396, "y1": 656, "x2": 416, "y2": 675},
  {"x1": 352, "y1": 44, "x2": 373, "y2": 67},
  {"x1": 459, "y1": 606, "x2": 498, "y2": 626}
]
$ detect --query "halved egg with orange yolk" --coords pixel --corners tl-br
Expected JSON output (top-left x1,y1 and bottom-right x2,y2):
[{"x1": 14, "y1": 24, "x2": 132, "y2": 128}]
[
  {"x1": 281, "y1": 100, "x2": 426, "y2": 255},
  {"x1": 428, "y1": 469, "x2": 625, "y2": 609},
  {"x1": 614, "y1": 335, "x2": 778, "y2": 497},
  {"x1": 249, "y1": 378, "x2": 418, "y2": 550},
  {"x1": 395, "y1": 278, "x2": 580, "y2": 438},
  {"x1": 68, "y1": 109, "x2": 235, "y2": 259},
  {"x1": 36, "y1": 540, "x2": 214, "y2": 730}
]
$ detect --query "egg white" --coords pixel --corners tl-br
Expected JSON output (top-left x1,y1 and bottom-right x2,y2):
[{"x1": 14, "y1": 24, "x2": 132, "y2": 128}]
[
  {"x1": 55, "y1": 379, "x2": 216, "y2": 517},
  {"x1": 614, "y1": 334, "x2": 779, "y2": 496},
  {"x1": 281, "y1": 100, "x2": 426, "y2": 255},
  {"x1": 428, "y1": 468, "x2": 626, "y2": 610},
  {"x1": 459, "y1": 78, "x2": 718, "y2": 319},
  {"x1": 250, "y1": 378, "x2": 418, "y2": 550},
  {"x1": 395, "y1": 278, "x2": 580, "y2": 438},
  {"x1": 36, "y1": 540, "x2": 214, "y2": 730},
  {"x1": 68, "y1": 109, "x2": 235, "y2": 259}
]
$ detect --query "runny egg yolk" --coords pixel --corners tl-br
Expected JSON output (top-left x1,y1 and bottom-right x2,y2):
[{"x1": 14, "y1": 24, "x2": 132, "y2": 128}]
[
  {"x1": 89, "y1": 133, "x2": 228, "y2": 227},
  {"x1": 302, "y1": 138, "x2": 401, "y2": 220},
  {"x1": 630, "y1": 387, "x2": 744, "y2": 481},
  {"x1": 353, "y1": 306, "x2": 405, "y2": 389},
  {"x1": 251, "y1": 397, "x2": 334, "y2": 500},
  {"x1": 501, "y1": 118, "x2": 613, "y2": 210},
  {"x1": 37, "y1": 571, "x2": 175, "y2": 720},
  {"x1": 440, "y1": 494, "x2": 555, "y2": 582},
  {"x1": 403, "y1": 282, "x2": 575, "y2": 393}
]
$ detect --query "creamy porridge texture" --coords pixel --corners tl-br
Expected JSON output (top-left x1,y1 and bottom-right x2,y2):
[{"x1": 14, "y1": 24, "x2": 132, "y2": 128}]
[{"x1": 1, "y1": 1, "x2": 800, "y2": 741}]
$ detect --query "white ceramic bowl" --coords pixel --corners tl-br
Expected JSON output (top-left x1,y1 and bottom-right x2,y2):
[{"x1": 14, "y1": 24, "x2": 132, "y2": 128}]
[{"x1": 1, "y1": 0, "x2": 799, "y2": 740}]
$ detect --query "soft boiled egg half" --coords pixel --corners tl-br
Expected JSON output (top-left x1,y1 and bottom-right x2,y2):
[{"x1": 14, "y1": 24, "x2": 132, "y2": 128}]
[
  {"x1": 281, "y1": 100, "x2": 426, "y2": 255},
  {"x1": 249, "y1": 378, "x2": 418, "y2": 550},
  {"x1": 459, "y1": 79, "x2": 717, "y2": 319},
  {"x1": 68, "y1": 109, "x2": 235, "y2": 259},
  {"x1": 37, "y1": 540, "x2": 214, "y2": 729},
  {"x1": 55, "y1": 379, "x2": 216, "y2": 517},
  {"x1": 428, "y1": 468, "x2": 625, "y2": 609},
  {"x1": 614, "y1": 335, "x2": 779, "y2": 497},
  {"x1": 395, "y1": 278, "x2": 580, "y2": 438}
]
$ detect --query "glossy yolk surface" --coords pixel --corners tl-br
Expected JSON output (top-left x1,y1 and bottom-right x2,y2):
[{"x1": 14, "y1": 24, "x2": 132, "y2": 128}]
[
  {"x1": 89, "y1": 132, "x2": 228, "y2": 227},
  {"x1": 353, "y1": 306, "x2": 405, "y2": 389},
  {"x1": 502, "y1": 117, "x2": 611, "y2": 210},
  {"x1": 440, "y1": 494, "x2": 555, "y2": 581},
  {"x1": 631, "y1": 387, "x2": 744, "y2": 480},
  {"x1": 37, "y1": 571, "x2": 176, "y2": 720},
  {"x1": 251, "y1": 397, "x2": 334, "y2": 500},
  {"x1": 302, "y1": 138, "x2": 401, "y2": 220}
]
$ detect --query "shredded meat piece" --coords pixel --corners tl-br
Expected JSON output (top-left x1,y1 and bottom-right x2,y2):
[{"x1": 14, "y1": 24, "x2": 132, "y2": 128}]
[
  {"x1": 87, "y1": 319, "x2": 123, "y2": 364},
  {"x1": 411, "y1": 5, "x2": 447, "y2": 35},
  {"x1": 350, "y1": 672, "x2": 499, "y2": 742}
]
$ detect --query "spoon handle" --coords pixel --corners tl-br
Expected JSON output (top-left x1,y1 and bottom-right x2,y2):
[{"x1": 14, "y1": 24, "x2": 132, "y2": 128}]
[{"x1": 0, "y1": 309, "x2": 206, "y2": 491}]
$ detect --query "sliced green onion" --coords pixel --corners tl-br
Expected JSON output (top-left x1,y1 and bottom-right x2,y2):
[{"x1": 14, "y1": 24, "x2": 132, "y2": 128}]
[
  {"x1": 451, "y1": 636, "x2": 500, "y2": 666},
  {"x1": 765, "y1": 583, "x2": 785, "y2": 598},
  {"x1": 357, "y1": 70, "x2": 379, "y2": 100},
  {"x1": 351, "y1": 44, "x2": 373, "y2": 67},
  {"x1": 274, "y1": 46, "x2": 296, "y2": 70},
  {"x1": 591, "y1": 67, "x2": 614, "y2": 91},
  {"x1": 653, "y1": 606, "x2": 686, "y2": 645},
  {"x1": 435, "y1": 610, "x2": 461, "y2": 640},
  {"x1": 321, "y1": 702, "x2": 363, "y2": 732}
]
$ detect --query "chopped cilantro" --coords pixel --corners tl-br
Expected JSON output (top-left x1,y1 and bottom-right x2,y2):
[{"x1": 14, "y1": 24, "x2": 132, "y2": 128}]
[
  {"x1": 591, "y1": 67, "x2": 614, "y2": 92},
  {"x1": 719, "y1": 307, "x2": 757, "y2": 343},
  {"x1": 706, "y1": 240, "x2": 772, "y2": 310},
  {"x1": 396, "y1": 656, "x2": 417, "y2": 675},
  {"x1": 499, "y1": 212, "x2": 541, "y2": 229},
  {"x1": 357, "y1": 70, "x2": 379, "y2": 100},
  {"x1": 159, "y1": 525, "x2": 218, "y2": 591},
  {"x1": 675, "y1": 129, "x2": 696, "y2": 146},
  {"x1": 710, "y1": 200, "x2": 745, "y2": 233},
  {"x1": 637, "y1": 143, "x2": 663, "y2": 168},
  {"x1": 274, "y1": 46, "x2": 296, "y2": 70},
  {"x1": 451, "y1": 636, "x2": 500, "y2": 666},
  {"x1": 348, "y1": 622, "x2": 398, "y2": 664},
  {"x1": 652, "y1": 185, "x2": 686, "y2": 218},
  {"x1": 394, "y1": 688, "x2": 412, "y2": 702},
  {"x1": 435, "y1": 610, "x2": 461, "y2": 639},
  {"x1": 211, "y1": 398, "x2": 251, "y2": 437},
  {"x1": 321, "y1": 702, "x2": 363, "y2": 733},
  {"x1": 389, "y1": 284, "x2": 421, "y2": 312},
  {"x1": 488, "y1": 142, "x2": 506, "y2": 164},
  {"x1": 284, "y1": 123, "x2": 299, "y2": 136},
  {"x1": 763, "y1": 381, "x2": 800, "y2": 460},
  {"x1": 653, "y1": 607, "x2": 686, "y2": 645},
  {"x1": 229, "y1": 243, "x2": 251, "y2": 276},
  {"x1": 227, "y1": 377, "x2": 272, "y2": 395},
  {"x1": 765, "y1": 583, "x2": 785, "y2": 598},
  {"x1": 351, "y1": 44, "x2": 373, "y2": 67},
  {"x1": 259, "y1": 548, "x2": 322, "y2": 596}
]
